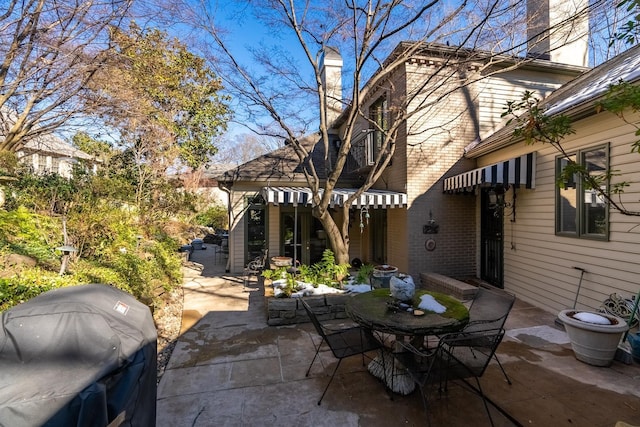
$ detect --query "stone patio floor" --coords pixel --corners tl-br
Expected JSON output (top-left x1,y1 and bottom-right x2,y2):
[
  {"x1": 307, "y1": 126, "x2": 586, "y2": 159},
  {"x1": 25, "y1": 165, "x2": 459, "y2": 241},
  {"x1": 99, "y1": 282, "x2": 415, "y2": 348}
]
[{"x1": 157, "y1": 248, "x2": 640, "y2": 426}]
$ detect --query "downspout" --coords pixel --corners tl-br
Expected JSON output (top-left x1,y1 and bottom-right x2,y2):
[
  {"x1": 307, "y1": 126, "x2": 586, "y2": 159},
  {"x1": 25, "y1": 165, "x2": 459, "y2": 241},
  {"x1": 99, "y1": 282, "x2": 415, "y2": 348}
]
[{"x1": 219, "y1": 182, "x2": 232, "y2": 273}]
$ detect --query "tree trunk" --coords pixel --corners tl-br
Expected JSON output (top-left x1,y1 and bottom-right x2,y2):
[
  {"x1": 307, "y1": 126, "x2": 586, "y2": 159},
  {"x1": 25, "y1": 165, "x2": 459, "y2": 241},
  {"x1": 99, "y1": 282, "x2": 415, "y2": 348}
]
[{"x1": 314, "y1": 207, "x2": 350, "y2": 265}]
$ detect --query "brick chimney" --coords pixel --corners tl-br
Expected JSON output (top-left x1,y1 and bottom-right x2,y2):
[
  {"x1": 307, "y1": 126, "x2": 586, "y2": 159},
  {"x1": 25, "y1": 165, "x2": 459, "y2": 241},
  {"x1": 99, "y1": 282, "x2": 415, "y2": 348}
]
[
  {"x1": 320, "y1": 46, "x2": 343, "y2": 126},
  {"x1": 527, "y1": 0, "x2": 589, "y2": 67}
]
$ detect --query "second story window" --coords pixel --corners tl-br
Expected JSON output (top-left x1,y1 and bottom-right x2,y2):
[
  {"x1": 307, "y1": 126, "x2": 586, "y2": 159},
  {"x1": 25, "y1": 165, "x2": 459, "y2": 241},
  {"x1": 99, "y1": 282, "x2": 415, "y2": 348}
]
[
  {"x1": 556, "y1": 144, "x2": 608, "y2": 240},
  {"x1": 368, "y1": 96, "x2": 388, "y2": 164}
]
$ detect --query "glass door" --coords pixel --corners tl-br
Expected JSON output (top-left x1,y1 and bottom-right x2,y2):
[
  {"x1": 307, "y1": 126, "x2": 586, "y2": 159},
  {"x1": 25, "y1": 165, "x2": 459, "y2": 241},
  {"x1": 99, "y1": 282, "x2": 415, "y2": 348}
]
[
  {"x1": 246, "y1": 195, "x2": 266, "y2": 264},
  {"x1": 281, "y1": 210, "x2": 312, "y2": 265}
]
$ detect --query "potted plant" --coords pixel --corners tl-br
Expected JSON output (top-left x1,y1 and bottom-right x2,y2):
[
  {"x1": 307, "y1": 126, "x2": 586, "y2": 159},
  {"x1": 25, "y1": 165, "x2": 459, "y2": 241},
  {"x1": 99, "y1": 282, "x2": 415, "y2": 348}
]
[
  {"x1": 372, "y1": 264, "x2": 399, "y2": 288},
  {"x1": 261, "y1": 269, "x2": 275, "y2": 285},
  {"x1": 356, "y1": 263, "x2": 374, "y2": 286},
  {"x1": 558, "y1": 309, "x2": 629, "y2": 367}
]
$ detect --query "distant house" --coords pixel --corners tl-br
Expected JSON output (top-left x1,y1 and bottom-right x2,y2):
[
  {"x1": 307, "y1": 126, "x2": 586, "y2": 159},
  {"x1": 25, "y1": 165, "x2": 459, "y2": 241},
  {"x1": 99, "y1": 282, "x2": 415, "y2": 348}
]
[
  {"x1": 176, "y1": 164, "x2": 233, "y2": 210},
  {"x1": 443, "y1": 43, "x2": 640, "y2": 314},
  {"x1": 17, "y1": 134, "x2": 96, "y2": 178}
]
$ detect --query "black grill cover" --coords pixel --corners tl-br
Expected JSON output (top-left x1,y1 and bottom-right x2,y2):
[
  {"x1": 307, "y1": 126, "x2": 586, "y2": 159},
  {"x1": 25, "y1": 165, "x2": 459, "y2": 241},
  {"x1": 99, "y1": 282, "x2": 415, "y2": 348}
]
[{"x1": 0, "y1": 284, "x2": 157, "y2": 426}]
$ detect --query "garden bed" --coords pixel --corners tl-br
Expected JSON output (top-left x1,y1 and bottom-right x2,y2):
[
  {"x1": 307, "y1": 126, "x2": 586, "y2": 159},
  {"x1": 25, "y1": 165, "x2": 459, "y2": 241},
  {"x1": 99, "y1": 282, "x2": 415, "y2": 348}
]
[{"x1": 265, "y1": 289, "x2": 354, "y2": 326}]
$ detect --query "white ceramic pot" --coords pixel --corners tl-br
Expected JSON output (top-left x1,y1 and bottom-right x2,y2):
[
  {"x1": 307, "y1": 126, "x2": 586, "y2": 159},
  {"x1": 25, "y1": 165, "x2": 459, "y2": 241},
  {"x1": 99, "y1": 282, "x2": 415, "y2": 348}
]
[{"x1": 558, "y1": 309, "x2": 629, "y2": 367}]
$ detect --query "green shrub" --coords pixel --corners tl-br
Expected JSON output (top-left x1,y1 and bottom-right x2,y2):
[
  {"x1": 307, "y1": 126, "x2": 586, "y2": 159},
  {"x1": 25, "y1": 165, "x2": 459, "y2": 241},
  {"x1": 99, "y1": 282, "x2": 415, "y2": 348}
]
[
  {"x1": 73, "y1": 261, "x2": 125, "y2": 288},
  {"x1": 194, "y1": 204, "x2": 227, "y2": 229},
  {"x1": 0, "y1": 207, "x2": 60, "y2": 267},
  {"x1": 0, "y1": 158, "x2": 204, "y2": 313},
  {"x1": 0, "y1": 269, "x2": 76, "y2": 311}
]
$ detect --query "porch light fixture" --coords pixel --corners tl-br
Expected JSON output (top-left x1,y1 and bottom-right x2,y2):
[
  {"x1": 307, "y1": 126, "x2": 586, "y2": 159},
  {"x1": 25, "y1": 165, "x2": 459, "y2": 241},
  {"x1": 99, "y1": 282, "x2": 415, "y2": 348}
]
[
  {"x1": 488, "y1": 185, "x2": 510, "y2": 208},
  {"x1": 488, "y1": 186, "x2": 516, "y2": 220}
]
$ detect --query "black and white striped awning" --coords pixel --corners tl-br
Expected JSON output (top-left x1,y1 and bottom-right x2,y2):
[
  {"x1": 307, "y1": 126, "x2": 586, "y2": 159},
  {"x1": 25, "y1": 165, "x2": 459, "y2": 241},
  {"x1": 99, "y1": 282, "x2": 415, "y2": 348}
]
[
  {"x1": 443, "y1": 153, "x2": 536, "y2": 193},
  {"x1": 261, "y1": 187, "x2": 407, "y2": 208}
]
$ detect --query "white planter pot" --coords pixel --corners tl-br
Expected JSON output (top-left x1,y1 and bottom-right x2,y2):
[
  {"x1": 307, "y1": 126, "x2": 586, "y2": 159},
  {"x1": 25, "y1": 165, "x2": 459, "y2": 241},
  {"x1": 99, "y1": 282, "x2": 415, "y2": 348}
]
[{"x1": 558, "y1": 309, "x2": 629, "y2": 367}]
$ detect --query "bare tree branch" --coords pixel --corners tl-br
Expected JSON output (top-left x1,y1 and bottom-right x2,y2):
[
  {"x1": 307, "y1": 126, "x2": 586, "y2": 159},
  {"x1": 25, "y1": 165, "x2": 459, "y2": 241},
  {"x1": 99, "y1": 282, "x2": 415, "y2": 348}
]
[{"x1": 0, "y1": 0, "x2": 133, "y2": 152}]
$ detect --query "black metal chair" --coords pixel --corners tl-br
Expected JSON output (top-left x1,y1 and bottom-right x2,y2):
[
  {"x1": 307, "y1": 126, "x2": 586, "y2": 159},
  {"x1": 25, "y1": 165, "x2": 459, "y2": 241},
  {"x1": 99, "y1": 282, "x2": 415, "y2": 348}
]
[
  {"x1": 393, "y1": 328, "x2": 520, "y2": 427},
  {"x1": 457, "y1": 287, "x2": 516, "y2": 384},
  {"x1": 246, "y1": 249, "x2": 268, "y2": 276},
  {"x1": 301, "y1": 299, "x2": 384, "y2": 405}
]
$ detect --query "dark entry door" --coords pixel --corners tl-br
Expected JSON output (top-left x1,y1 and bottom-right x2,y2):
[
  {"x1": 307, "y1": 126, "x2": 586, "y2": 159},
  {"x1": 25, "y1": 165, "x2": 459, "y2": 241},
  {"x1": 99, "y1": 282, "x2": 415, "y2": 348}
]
[
  {"x1": 370, "y1": 209, "x2": 387, "y2": 264},
  {"x1": 480, "y1": 188, "x2": 504, "y2": 288}
]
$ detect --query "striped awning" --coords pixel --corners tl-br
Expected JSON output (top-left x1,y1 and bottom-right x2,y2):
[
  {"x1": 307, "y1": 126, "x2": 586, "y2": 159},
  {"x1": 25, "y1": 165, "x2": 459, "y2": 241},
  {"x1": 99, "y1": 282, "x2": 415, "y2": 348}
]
[
  {"x1": 443, "y1": 152, "x2": 536, "y2": 193},
  {"x1": 261, "y1": 187, "x2": 407, "y2": 208}
]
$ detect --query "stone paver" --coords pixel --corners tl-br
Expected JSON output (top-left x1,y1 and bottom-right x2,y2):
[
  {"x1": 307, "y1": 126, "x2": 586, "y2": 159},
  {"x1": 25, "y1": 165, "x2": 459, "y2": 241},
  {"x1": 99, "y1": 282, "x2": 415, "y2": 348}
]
[{"x1": 157, "y1": 248, "x2": 640, "y2": 426}]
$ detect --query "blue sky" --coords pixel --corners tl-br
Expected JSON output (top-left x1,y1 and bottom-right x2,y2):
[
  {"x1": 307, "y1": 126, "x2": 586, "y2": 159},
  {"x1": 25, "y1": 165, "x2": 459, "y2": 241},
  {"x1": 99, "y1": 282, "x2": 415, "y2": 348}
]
[{"x1": 205, "y1": 2, "x2": 316, "y2": 139}]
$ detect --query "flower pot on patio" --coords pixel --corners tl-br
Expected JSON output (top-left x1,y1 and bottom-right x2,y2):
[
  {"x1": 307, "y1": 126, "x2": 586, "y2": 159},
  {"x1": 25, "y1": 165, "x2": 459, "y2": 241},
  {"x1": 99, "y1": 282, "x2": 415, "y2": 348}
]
[
  {"x1": 627, "y1": 333, "x2": 640, "y2": 364},
  {"x1": 371, "y1": 265, "x2": 398, "y2": 289},
  {"x1": 271, "y1": 256, "x2": 293, "y2": 267},
  {"x1": 558, "y1": 309, "x2": 629, "y2": 367}
]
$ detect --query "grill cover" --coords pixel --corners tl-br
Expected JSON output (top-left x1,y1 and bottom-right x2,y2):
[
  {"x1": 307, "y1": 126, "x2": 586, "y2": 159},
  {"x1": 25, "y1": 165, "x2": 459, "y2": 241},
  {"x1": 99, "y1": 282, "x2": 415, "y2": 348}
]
[{"x1": 0, "y1": 284, "x2": 157, "y2": 426}]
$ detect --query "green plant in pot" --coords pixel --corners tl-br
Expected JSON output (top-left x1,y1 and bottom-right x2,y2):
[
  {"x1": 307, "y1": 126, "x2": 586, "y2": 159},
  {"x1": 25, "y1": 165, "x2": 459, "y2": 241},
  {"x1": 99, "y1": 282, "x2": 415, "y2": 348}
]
[
  {"x1": 261, "y1": 269, "x2": 275, "y2": 284},
  {"x1": 317, "y1": 249, "x2": 350, "y2": 286},
  {"x1": 356, "y1": 263, "x2": 374, "y2": 285}
]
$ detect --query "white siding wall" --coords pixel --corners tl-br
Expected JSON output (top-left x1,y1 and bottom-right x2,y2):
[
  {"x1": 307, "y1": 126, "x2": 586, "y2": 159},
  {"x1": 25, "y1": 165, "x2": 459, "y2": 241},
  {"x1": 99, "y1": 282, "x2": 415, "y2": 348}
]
[
  {"x1": 477, "y1": 69, "x2": 577, "y2": 140},
  {"x1": 493, "y1": 111, "x2": 640, "y2": 314},
  {"x1": 228, "y1": 190, "x2": 247, "y2": 273}
]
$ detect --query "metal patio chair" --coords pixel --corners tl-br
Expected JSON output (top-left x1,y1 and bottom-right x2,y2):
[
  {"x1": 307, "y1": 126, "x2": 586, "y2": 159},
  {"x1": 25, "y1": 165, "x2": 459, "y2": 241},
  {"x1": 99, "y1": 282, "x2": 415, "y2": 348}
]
[
  {"x1": 301, "y1": 299, "x2": 385, "y2": 405},
  {"x1": 457, "y1": 287, "x2": 516, "y2": 384},
  {"x1": 393, "y1": 328, "x2": 520, "y2": 427},
  {"x1": 246, "y1": 249, "x2": 269, "y2": 276}
]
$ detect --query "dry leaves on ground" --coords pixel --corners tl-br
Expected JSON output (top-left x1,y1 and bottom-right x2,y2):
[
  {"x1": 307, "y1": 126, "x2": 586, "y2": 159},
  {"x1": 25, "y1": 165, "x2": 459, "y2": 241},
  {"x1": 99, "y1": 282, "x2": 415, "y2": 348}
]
[{"x1": 154, "y1": 286, "x2": 184, "y2": 383}]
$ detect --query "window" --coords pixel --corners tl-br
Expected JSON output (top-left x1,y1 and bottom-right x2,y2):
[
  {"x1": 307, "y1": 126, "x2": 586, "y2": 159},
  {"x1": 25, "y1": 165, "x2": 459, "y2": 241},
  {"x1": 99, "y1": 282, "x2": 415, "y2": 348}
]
[
  {"x1": 368, "y1": 96, "x2": 388, "y2": 164},
  {"x1": 245, "y1": 194, "x2": 266, "y2": 263},
  {"x1": 556, "y1": 144, "x2": 608, "y2": 239}
]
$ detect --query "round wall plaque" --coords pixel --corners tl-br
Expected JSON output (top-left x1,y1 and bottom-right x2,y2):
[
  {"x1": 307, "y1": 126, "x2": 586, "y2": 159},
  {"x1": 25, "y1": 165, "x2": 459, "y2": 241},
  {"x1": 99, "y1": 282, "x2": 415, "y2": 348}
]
[{"x1": 425, "y1": 238, "x2": 436, "y2": 251}]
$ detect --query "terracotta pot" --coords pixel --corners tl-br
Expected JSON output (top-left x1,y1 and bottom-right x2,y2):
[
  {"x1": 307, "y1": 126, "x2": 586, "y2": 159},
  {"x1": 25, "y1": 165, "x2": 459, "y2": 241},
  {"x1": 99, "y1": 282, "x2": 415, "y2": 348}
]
[
  {"x1": 271, "y1": 257, "x2": 292, "y2": 267},
  {"x1": 371, "y1": 265, "x2": 398, "y2": 289},
  {"x1": 558, "y1": 309, "x2": 629, "y2": 367},
  {"x1": 372, "y1": 265, "x2": 398, "y2": 277}
]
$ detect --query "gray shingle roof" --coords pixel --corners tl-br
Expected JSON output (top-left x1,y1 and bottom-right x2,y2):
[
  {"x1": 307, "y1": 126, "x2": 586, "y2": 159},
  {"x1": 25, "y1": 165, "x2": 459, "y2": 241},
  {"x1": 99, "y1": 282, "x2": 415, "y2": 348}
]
[
  {"x1": 544, "y1": 44, "x2": 640, "y2": 116},
  {"x1": 215, "y1": 135, "x2": 329, "y2": 183},
  {"x1": 22, "y1": 134, "x2": 93, "y2": 160}
]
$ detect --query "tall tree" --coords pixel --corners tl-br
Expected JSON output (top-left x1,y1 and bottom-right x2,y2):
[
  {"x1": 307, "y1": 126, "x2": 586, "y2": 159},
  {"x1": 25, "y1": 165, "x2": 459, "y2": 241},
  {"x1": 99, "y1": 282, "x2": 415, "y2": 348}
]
[
  {"x1": 87, "y1": 23, "x2": 231, "y2": 209},
  {"x1": 91, "y1": 24, "x2": 231, "y2": 170},
  {"x1": 174, "y1": 0, "x2": 602, "y2": 263},
  {"x1": 0, "y1": 0, "x2": 132, "y2": 152}
]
